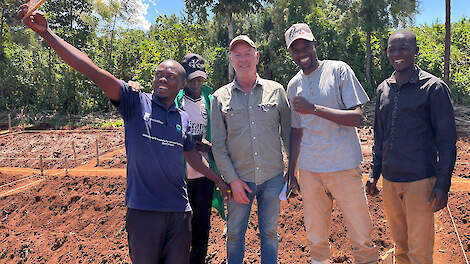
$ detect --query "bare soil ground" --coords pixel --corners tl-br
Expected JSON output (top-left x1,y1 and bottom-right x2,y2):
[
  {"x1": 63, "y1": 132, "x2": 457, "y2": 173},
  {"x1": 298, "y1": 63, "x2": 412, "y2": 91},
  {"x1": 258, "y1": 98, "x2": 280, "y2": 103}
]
[
  {"x1": 0, "y1": 129, "x2": 124, "y2": 170},
  {"x1": 0, "y1": 127, "x2": 469, "y2": 263}
]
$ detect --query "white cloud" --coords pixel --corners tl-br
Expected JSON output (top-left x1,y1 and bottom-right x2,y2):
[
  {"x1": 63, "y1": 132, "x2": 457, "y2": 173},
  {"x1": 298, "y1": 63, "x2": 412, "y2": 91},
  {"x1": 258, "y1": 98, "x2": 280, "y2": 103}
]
[
  {"x1": 98, "y1": 0, "x2": 152, "y2": 31},
  {"x1": 130, "y1": 0, "x2": 151, "y2": 30}
]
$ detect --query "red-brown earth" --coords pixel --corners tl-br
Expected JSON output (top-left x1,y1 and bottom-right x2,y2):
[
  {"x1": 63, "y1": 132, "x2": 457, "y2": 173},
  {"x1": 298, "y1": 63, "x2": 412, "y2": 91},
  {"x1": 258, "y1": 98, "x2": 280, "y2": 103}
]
[{"x1": 0, "y1": 127, "x2": 469, "y2": 263}]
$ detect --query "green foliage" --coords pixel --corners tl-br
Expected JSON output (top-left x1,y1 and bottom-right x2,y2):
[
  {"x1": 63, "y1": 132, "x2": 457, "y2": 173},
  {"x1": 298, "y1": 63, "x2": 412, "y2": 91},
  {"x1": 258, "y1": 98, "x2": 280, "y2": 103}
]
[
  {"x1": 185, "y1": 0, "x2": 271, "y2": 20},
  {"x1": 415, "y1": 19, "x2": 470, "y2": 104},
  {"x1": 1, "y1": 0, "x2": 469, "y2": 117},
  {"x1": 92, "y1": 119, "x2": 124, "y2": 129}
]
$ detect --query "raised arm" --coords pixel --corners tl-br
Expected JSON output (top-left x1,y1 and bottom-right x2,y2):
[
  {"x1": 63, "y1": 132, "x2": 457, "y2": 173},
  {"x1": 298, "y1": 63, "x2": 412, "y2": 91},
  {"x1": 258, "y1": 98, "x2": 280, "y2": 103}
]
[{"x1": 18, "y1": 6, "x2": 121, "y2": 102}]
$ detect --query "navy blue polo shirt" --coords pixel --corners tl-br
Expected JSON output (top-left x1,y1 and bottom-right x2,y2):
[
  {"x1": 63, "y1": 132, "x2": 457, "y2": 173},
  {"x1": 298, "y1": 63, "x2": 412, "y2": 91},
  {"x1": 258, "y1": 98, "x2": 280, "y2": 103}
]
[{"x1": 114, "y1": 81, "x2": 194, "y2": 212}]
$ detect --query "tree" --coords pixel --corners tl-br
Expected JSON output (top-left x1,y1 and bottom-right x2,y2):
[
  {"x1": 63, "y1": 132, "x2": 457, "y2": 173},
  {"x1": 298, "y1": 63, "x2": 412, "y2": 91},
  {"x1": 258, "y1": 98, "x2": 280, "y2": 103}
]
[
  {"x1": 359, "y1": 0, "x2": 388, "y2": 89},
  {"x1": 0, "y1": 0, "x2": 19, "y2": 53},
  {"x1": 93, "y1": 0, "x2": 142, "y2": 74},
  {"x1": 359, "y1": 0, "x2": 418, "y2": 89},
  {"x1": 185, "y1": 0, "x2": 271, "y2": 81}
]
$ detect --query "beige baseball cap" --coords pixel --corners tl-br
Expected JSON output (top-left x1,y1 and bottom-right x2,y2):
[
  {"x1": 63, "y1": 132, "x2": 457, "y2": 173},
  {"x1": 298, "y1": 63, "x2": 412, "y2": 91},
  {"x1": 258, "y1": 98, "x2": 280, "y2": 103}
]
[
  {"x1": 285, "y1": 23, "x2": 316, "y2": 49},
  {"x1": 229, "y1": 35, "x2": 256, "y2": 51}
]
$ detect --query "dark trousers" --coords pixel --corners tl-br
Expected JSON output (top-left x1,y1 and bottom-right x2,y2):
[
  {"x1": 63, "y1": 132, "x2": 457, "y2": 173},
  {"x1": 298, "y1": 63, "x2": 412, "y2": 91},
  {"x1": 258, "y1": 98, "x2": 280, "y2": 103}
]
[
  {"x1": 187, "y1": 177, "x2": 215, "y2": 264},
  {"x1": 126, "y1": 208, "x2": 191, "y2": 264}
]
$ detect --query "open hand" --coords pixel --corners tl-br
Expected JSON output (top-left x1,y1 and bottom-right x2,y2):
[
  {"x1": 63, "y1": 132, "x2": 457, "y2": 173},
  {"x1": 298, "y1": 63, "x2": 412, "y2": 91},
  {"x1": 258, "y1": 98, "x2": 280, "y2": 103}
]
[
  {"x1": 229, "y1": 179, "x2": 252, "y2": 204},
  {"x1": 128, "y1": 80, "x2": 144, "y2": 92},
  {"x1": 18, "y1": 4, "x2": 47, "y2": 34}
]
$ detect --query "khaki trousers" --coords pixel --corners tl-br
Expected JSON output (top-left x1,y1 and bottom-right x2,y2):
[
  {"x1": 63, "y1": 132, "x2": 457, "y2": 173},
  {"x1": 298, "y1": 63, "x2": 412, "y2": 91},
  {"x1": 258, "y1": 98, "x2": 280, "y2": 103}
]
[
  {"x1": 299, "y1": 168, "x2": 378, "y2": 264},
  {"x1": 383, "y1": 177, "x2": 436, "y2": 264}
]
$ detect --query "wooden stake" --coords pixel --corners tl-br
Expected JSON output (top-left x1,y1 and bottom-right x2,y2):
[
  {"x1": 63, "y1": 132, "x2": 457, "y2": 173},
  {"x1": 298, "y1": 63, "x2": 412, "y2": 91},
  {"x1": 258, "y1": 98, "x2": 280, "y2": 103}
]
[
  {"x1": 20, "y1": 109, "x2": 25, "y2": 130},
  {"x1": 39, "y1": 155, "x2": 44, "y2": 177},
  {"x1": 64, "y1": 156, "x2": 69, "y2": 176},
  {"x1": 95, "y1": 138, "x2": 99, "y2": 166},
  {"x1": 71, "y1": 141, "x2": 77, "y2": 166},
  {"x1": 8, "y1": 113, "x2": 12, "y2": 131}
]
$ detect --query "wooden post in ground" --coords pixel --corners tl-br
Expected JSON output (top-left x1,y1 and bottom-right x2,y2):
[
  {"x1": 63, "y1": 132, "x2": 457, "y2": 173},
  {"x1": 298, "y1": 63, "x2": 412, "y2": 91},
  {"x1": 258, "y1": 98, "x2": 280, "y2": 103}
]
[
  {"x1": 95, "y1": 138, "x2": 99, "y2": 166},
  {"x1": 71, "y1": 141, "x2": 77, "y2": 166},
  {"x1": 64, "y1": 156, "x2": 69, "y2": 176},
  {"x1": 20, "y1": 109, "x2": 25, "y2": 130},
  {"x1": 39, "y1": 155, "x2": 44, "y2": 177},
  {"x1": 8, "y1": 113, "x2": 12, "y2": 131}
]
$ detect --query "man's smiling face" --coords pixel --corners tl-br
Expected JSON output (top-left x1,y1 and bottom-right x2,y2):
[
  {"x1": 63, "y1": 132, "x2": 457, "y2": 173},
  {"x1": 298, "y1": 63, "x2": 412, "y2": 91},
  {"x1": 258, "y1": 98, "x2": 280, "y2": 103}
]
[
  {"x1": 229, "y1": 42, "x2": 259, "y2": 76},
  {"x1": 289, "y1": 39, "x2": 318, "y2": 74},
  {"x1": 387, "y1": 33, "x2": 418, "y2": 73},
  {"x1": 153, "y1": 60, "x2": 185, "y2": 104}
]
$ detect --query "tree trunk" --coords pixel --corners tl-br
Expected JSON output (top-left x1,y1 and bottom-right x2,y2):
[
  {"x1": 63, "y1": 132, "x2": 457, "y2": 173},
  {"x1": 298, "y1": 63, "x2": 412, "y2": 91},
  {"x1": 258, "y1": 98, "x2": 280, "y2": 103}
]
[
  {"x1": 108, "y1": 14, "x2": 117, "y2": 74},
  {"x1": 0, "y1": 6, "x2": 5, "y2": 100},
  {"x1": 226, "y1": 2, "x2": 234, "y2": 81},
  {"x1": 444, "y1": 0, "x2": 451, "y2": 85},
  {"x1": 365, "y1": 30, "x2": 372, "y2": 89},
  {"x1": 0, "y1": 6, "x2": 5, "y2": 52}
]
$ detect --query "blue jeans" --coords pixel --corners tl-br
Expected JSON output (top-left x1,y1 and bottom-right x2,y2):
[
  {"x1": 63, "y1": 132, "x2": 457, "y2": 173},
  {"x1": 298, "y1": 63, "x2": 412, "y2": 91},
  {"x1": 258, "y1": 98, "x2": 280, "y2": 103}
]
[{"x1": 226, "y1": 174, "x2": 283, "y2": 264}]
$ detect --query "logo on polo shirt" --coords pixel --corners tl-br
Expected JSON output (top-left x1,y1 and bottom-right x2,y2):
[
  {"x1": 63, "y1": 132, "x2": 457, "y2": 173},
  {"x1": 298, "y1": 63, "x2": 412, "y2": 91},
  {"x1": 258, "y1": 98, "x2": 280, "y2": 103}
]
[
  {"x1": 143, "y1": 112, "x2": 150, "y2": 121},
  {"x1": 176, "y1": 124, "x2": 182, "y2": 131}
]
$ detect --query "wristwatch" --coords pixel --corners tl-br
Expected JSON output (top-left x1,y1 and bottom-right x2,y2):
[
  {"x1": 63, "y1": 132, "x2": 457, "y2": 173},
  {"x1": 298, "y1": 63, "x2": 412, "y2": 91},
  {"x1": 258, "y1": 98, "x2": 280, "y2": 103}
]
[{"x1": 312, "y1": 103, "x2": 317, "y2": 112}]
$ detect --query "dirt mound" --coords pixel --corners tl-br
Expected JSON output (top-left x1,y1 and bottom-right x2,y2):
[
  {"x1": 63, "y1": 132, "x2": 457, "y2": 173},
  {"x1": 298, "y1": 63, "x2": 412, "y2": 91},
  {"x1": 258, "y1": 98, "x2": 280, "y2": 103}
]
[
  {"x1": 1, "y1": 171, "x2": 469, "y2": 263},
  {"x1": 0, "y1": 127, "x2": 469, "y2": 263},
  {"x1": 0, "y1": 130, "x2": 124, "y2": 170},
  {"x1": 0, "y1": 174, "x2": 128, "y2": 263}
]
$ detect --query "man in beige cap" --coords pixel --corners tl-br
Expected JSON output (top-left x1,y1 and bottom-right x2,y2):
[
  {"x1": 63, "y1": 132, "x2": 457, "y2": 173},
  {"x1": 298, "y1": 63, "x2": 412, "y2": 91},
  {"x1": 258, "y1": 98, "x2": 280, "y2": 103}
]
[
  {"x1": 211, "y1": 35, "x2": 291, "y2": 264},
  {"x1": 284, "y1": 23, "x2": 378, "y2": 264}
]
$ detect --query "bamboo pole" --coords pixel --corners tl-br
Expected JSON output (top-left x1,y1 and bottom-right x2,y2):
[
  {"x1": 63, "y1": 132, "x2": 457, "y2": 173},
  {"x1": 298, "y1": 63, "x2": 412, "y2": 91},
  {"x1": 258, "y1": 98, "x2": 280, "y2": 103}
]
[{"x1": 71, "y1": 141, "x2": 77, "y2": 166}]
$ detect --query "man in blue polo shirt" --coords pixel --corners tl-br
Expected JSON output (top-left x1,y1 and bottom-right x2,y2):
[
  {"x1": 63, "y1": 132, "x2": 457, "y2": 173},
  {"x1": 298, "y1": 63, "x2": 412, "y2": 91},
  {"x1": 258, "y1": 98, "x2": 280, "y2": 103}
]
[{"x1": 19, "y1": 6, "x2": 230, "y2": 264}]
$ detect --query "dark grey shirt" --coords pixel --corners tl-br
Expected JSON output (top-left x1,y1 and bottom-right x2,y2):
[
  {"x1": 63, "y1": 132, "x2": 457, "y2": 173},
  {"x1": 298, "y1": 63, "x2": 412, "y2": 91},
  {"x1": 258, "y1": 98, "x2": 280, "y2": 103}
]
[{"x1": 370, "y1": 67, "x2": 457, "y2": 192}]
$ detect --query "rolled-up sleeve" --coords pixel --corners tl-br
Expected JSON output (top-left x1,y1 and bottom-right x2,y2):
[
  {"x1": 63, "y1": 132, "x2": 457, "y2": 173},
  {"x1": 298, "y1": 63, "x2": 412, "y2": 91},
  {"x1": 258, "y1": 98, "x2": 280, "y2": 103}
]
[
  {"x1": 210, "y1": 94, "x2": 240, "y2": 183},
  {"x1": 430, "y1": 82, "x2": 457, "y2": 192}
]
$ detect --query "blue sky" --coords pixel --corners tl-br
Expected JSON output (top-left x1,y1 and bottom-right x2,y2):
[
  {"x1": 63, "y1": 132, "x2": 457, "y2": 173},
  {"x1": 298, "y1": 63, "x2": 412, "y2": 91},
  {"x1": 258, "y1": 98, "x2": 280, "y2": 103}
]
[{"x1": 137, "y1": 0, "x2": 468, "y2": 30}]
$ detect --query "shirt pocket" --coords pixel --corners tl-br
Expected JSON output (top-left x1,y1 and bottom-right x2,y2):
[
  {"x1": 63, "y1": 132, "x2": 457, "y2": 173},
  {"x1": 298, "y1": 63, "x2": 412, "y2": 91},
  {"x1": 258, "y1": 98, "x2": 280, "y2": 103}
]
[
  {"x1": 222, "y1": 106, "x2": 246, "y2": 133},
  {"x1": 256, "y1": 103, "x2": 279, "y2": 128}
]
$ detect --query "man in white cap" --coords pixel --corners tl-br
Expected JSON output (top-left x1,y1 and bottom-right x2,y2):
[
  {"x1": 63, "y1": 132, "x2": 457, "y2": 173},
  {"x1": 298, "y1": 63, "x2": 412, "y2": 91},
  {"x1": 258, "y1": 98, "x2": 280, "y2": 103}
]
[
  {"x1": 211, "y1": 35, "x2": 291, "y2": 264},
  {"x1": 284, "y1": 23, "x2": 378, "y2": 264}
]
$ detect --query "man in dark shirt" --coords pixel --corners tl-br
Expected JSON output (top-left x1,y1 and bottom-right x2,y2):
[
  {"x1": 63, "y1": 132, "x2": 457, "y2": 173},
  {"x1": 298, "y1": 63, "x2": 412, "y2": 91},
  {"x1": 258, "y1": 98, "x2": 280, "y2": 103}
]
[{"x1": 366, "y1": 29, "x2": 457, "y2": 264}]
